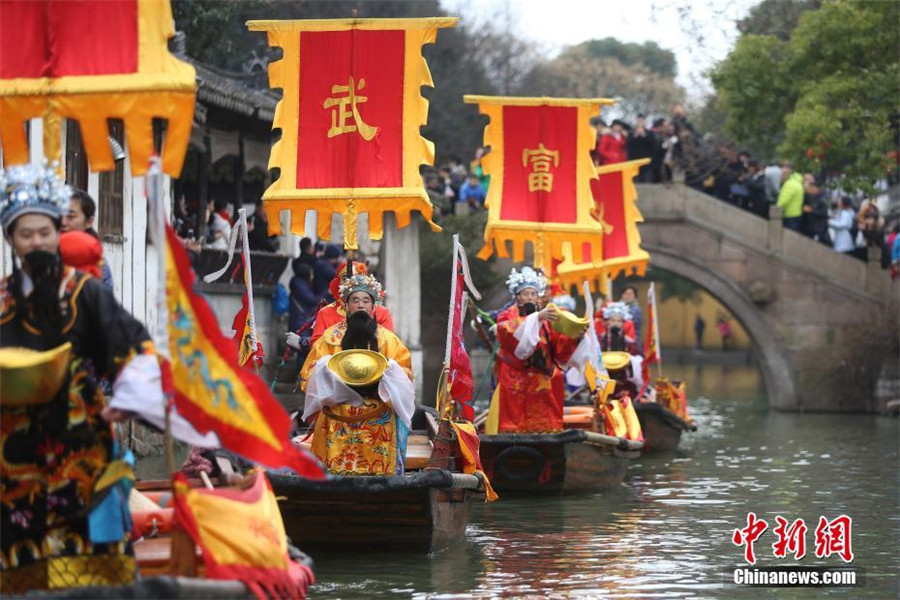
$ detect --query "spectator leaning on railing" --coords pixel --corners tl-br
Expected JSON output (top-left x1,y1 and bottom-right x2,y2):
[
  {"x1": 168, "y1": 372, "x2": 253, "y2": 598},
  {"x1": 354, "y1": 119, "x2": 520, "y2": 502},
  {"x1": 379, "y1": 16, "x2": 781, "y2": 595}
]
[
  {"x1": 776, "y1": 162, "x2": 804, "y2": 232},
  {"x1": 828, "y1": 196, "x2": 856, "y2": 254}
]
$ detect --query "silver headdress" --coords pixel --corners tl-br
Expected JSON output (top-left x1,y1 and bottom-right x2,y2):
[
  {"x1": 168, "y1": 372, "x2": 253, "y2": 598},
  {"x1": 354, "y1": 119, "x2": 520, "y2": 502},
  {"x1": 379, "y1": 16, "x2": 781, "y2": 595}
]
[
  {"x1": 506, "y1": 266, "x2": 547, "y2": 296},
  {"x1": 601, "y1": 301, "x2": 633, "y2": 321},
  {"x1": 0, "y1": 163, "x2": 71, "y2": 234}
]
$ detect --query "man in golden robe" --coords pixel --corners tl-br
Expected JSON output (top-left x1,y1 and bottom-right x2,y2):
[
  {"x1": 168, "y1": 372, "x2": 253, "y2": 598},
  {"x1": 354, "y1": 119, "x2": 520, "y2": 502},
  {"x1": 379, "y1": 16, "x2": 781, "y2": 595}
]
[
  {"x1": 492, "y1": 267, "x2": 584, "y2": 433},
  {"x1": 308, "y1": 261, "x2": 394, "y2": 344},
  {"x1": 299, "y1": 273, "x2": 414, "y2": 476}
]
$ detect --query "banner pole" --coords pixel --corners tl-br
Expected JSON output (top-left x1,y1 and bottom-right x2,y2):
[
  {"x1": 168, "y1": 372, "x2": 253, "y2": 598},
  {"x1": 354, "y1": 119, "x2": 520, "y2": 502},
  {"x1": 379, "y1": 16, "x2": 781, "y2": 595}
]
[
  {"x1": 238, "y1": 209, "x2": 260, "y2": 370},
  {"x1": 146, "y1": 155, "x2": 176, "y2": 476}
]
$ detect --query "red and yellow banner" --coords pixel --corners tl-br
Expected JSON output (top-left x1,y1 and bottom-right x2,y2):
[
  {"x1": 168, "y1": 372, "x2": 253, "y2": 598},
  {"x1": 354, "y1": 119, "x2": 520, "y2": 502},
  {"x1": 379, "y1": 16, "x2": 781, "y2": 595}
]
[
  {"x1": 463, "y1": 96, "x2": 614, "y2": 269},
  {"x1": 0, "y1": 0, "x2": 195, "y2": 176},
  {"x1": 232, "y1": 291, "x2": 265, "y2": 369},
  {"x1": 553, "y1": 158, "x2": 651, "y2": 291},
  {"x1": 450, "y1": 422, "x2": 498, "y2": 502},
  {"x1": 247, "y1": 18, "x2": 457, "y2": 249},
  {"x1": 173, "y1": 471, "x2": 314, "y2": 599},
  {"x1": 165, "y1": 225, "x2": 323, "y2": 479}
]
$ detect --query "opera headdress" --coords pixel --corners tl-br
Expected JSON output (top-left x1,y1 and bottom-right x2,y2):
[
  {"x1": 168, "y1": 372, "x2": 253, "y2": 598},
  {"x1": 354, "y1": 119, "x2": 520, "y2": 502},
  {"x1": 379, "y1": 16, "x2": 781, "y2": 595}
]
[
  {"x1": 507, "y1": 266, "x2": 547, "y2": 296},
  {"x1": 338, "y1": 272, "x2": 385, "y2": 305},
  {"x1": 0, "y1": 163, "x2": 70, "y2": 235},
  {"x1": 601, "y1": 302, "x2": 632, "y2": 321}
]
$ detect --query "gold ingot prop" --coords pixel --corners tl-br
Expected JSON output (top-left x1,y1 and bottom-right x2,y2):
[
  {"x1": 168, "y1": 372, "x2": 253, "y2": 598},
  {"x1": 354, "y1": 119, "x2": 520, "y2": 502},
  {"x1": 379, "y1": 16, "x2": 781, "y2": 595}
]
[
  {"x1": 547, "y1": 303, "x2": 591, "y2": 338},
  {"x1": 601, "y1": 351, "x2": 632, "y2": 372},
  {"x1": 328, "y1": 349, "x2": 388, "y2": 388},
  {"x1": 0, "y1": 342, "x2": 72, "y2": 406}
]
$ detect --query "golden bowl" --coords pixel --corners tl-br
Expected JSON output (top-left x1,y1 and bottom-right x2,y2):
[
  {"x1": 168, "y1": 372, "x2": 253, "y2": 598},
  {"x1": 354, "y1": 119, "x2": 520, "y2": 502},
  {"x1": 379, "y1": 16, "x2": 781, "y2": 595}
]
[
  {"x1": 0, "y1": 342, "x2": 72, "y2": 406},
  {"x1": 328, "y1": 349, "x2": 388, "y2": 387},
  {"x1": 548, "y1": 303, "x2": 591, "y2": 338},
  {"x1": 601, "y1": 351, "x2": 632, "y2": 372}
]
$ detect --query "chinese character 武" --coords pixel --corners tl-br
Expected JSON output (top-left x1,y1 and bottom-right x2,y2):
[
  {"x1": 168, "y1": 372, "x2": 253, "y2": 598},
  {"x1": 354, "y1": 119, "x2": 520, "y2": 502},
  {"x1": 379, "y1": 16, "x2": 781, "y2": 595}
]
[
  {"x1": 323, "y1": 75, "x2": 378, "y2": 141},
  {"x1": 814, "y1": 515, "x2": 854, "y2": 563},
  {"x1": 522, "y1": 143, "x2": 560, "y2": 193},
  {"x1": 772, "y1": 516, "x2": 807, "y2": 560},
  {"x1": 732, "y1": 512, "x2": 769, "y2": 565}
]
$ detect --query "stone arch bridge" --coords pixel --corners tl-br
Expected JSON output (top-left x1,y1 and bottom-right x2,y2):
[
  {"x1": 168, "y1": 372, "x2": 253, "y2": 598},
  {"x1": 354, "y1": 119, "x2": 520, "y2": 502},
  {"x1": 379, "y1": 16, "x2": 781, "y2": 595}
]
[{"x1": 636, "y1": 184, "x2": 896, "y2": 412}]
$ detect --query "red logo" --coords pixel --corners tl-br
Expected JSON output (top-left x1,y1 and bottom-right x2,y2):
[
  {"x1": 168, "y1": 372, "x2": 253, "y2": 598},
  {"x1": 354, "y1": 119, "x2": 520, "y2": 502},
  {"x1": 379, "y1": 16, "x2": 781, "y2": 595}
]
[
  {"x1": 732, "y1": 512, "x2": 769, "y2": 565},
  {"x1": 734, "y1": 514, "x2": 853, "y2": 564}
]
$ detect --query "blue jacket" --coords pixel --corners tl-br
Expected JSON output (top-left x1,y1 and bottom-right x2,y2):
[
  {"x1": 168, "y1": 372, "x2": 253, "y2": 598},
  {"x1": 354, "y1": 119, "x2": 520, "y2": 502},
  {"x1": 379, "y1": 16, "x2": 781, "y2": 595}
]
[
  {"x1": 289, "y1": 276, "x2": 322, "y2": 331},
  {"x1": 459, "y1": 181, "x2": 486, "y2": 206},
  {"x1": 312, "y1": 259, "x2": 337, "y2": 296}
]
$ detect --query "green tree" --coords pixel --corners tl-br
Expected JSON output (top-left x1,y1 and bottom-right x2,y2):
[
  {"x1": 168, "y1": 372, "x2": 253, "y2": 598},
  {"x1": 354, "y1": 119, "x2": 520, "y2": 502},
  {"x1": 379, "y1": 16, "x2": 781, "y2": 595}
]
[
  {"x1": 578, "y1": 38, "x2": 677, "y2": 78},
  {"x1": 520, "y1": 46, "x2": 684, "y2": 121},
  {"x1": 736, "y1": 0, "x2": 822, "y2": 40},
  {"x1": 710, "y1": 0, "x2": 900, "y2": 192},
  {"x1": 709, "y1": 34, "x2": 793, "y2": 159}
]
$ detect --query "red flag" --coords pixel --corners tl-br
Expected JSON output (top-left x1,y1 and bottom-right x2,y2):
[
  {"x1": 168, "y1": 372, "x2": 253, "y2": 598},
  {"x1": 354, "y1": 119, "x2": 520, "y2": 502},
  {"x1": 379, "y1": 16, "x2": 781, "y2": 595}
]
[
  {"x1": 165, "y1": 225, "x2": 323, "y2": 479},
  {"x1": 643, "y1": 282, "x2": 661, "y2": 384},
  {"x1": 448, "y1": 242, "x2": 475, "y2": 421}
]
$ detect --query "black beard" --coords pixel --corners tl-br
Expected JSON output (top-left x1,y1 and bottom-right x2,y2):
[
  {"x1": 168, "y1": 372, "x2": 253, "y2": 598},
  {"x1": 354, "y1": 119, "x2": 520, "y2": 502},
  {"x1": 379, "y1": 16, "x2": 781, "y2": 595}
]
[
  {"x1": 608, "y1": 327, "x2": 626, "y2": 352},
  {"x1": 342, "y1": 310, "x2": 378, "y2": 351},
  {"x1": 22, "y1": 250, "x2": 65, "y2": 342},
  {"x1": 518, "y1": 302, "x2": 538, "y2": 317}
]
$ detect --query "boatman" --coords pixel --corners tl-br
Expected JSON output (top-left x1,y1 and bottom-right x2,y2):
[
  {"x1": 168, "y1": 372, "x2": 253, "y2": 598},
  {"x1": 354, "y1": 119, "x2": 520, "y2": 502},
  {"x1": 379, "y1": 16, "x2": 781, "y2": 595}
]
[
  {"x1": 0, "y1": 165, "x2": 164, "y2": 592},
  {"x1": 299, "y1": 272, "x2": 414, "y2": 476},
  {"x1": 489, "y1": 267, "x2": 587, "y2": 433}
]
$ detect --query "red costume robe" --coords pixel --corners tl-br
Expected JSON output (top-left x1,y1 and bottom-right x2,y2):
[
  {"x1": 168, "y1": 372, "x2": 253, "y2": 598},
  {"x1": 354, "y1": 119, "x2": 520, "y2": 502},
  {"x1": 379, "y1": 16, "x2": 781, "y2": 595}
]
[
  {"x1": 310, "y1": 302, "x2": 394, "y2": 343},
  {"x1": 495, "y1": 306, "x2": 580, "y2": 433}
]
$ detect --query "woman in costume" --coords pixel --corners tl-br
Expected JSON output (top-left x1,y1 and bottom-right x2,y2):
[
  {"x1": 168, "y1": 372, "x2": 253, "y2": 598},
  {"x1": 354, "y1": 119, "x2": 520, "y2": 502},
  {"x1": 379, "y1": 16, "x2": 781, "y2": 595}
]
[
  {"x1": 299, "y1": 272, "x2": 414, "y2": 476},
  {"x1": 0, "y1": 165, "x2": 165, "y2": 592},
  {"x1": 493, "y1": 267, "x2": 585, "y2": 433}
]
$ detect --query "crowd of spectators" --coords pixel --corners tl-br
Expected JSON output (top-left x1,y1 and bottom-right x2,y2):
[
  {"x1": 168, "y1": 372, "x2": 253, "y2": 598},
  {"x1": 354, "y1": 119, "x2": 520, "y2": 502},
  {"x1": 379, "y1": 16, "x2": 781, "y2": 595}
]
[
  {"x1": 590, "y1": 104, "x2": 899, "y2": 277},
  {"x1": 423, "y1": 148, "x2": 491, "y2": 218}
]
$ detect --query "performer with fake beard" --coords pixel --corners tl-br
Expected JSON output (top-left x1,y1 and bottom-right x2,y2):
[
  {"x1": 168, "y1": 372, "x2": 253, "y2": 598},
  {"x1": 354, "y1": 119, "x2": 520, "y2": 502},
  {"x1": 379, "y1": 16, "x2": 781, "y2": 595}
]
[
  {"x1": 307, "y1": 261, "x2": 394, "y2": 344},
  {"x1": 490, "y1": 267, "x2": 586, "y2": 433},
  {"x1": 299, "y1": 272, "x2": 414, "y2": 476},
  {"x1": 0, "y1": 165, "x2": 164, "y2": 592},
  {"x1": 599, "y1": 302, "x2": 642, "y2": 355},
  {"x1": 599, "y1": 303, "x2": 645, "y2": 396}
]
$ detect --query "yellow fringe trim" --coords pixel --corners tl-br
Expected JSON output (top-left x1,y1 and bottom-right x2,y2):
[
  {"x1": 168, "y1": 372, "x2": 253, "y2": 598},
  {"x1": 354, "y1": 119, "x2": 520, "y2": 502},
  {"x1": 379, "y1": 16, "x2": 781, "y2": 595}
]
[
  {"x1": 254, "y1": 19, "x2": 455, "y2": 249},
  {"x1": 0, "y1": 0, "x2": 196, "y2": 177}
]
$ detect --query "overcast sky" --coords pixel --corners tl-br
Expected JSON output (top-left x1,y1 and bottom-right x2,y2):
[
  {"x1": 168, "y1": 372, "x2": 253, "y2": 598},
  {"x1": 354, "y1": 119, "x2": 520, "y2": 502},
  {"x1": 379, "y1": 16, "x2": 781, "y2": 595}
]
[{"x1": 441, "y1": 0, "x2": 757, "y2": 101}]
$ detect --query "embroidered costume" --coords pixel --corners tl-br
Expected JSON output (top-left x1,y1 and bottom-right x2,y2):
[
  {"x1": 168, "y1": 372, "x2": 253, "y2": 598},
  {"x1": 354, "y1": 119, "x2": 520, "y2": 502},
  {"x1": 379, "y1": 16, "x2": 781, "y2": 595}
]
[
  {"x1": 300, "y1": 273, "x2": 414, "y2": 476},
  {"x1": 494, "y1": 268, "x2": 581, "y2": 433},
  {"x1": 0, "y1": 164, "x2": 163, "y2": 592}
]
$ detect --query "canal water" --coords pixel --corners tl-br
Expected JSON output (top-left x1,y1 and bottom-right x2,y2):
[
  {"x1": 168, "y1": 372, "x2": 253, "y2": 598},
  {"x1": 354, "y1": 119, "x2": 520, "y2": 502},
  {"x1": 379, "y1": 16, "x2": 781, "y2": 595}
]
[{"x1": 310, "y1": 364, "x2": 900, "y2": 598}]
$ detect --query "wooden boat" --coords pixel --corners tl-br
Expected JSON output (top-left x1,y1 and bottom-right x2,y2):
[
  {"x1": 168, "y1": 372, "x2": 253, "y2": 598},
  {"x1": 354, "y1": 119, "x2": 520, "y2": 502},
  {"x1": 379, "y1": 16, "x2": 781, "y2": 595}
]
[
  {"x1": 36, "y1": 574, "x2": 260, "y2": 599},
  {"x1": 269, "y1": 466, "x2": 482, "y2": 554},
  {"x1": 233, "y1": 428, "x2": 486, "y2": 554},
  {"x1": 478, "y1": 429, "x2": 642, "y2": 495},
  {"x1": 633, "y1": 401, "x2": 696, "y2": 452}
]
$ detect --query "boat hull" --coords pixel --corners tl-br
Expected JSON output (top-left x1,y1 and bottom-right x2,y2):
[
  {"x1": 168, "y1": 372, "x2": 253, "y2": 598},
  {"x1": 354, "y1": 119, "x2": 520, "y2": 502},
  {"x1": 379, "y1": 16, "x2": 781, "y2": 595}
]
[
  {"x1": 268, "y1": 469, "x2": 481, "y2": 554},
  {"x1": 634, "y1": 402, "x2": 693, "y2": 452},
  {"x1": 478, "y1": 430, "x2": 639, "y2": 495},
  {"x1": 26, "y1": 576, "x2": 255, "y2": 599}
]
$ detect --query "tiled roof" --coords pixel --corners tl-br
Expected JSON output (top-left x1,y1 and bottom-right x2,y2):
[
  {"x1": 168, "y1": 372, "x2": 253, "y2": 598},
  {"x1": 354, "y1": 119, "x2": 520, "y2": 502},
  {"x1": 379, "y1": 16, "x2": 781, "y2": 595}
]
[{"x1": 186, "y1": 57, "x2": 277, "y2": 123}]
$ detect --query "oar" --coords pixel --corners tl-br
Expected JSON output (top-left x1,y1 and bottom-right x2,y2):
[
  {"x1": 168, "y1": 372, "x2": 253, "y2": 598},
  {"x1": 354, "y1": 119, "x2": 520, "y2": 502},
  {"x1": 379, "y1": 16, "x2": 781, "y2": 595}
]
[{"x1": 270, "y1": 342, "x2": 295, "y2": 392}]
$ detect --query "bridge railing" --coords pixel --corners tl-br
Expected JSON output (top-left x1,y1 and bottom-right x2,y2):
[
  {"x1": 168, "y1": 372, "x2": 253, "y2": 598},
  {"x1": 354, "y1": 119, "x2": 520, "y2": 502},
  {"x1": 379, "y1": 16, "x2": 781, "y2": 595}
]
[{"x1": 636, "y1": 183, "x2": 893, "y2": 300}]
